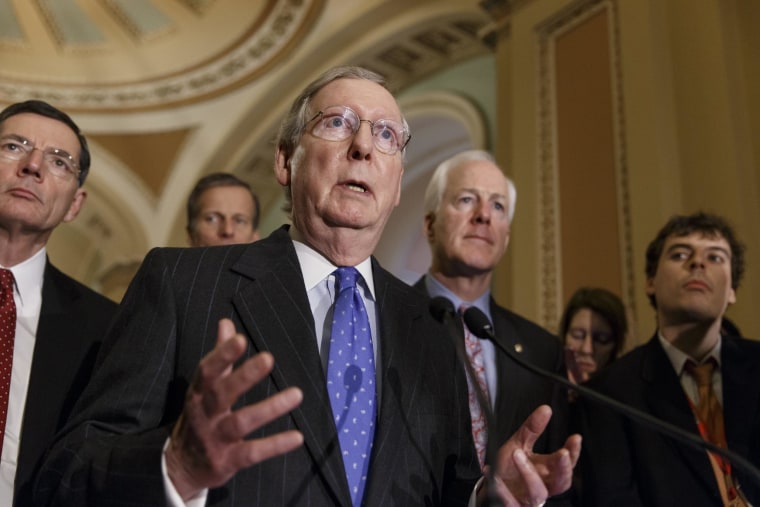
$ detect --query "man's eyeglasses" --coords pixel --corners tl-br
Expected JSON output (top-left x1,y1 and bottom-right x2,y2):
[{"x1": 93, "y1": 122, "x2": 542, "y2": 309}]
[
  {"x1": 307, "y1": 105, "x2": 411, "y2": 155},
  {"x1": 0, "y1": 135, "x2": 80, "y2": 180}
]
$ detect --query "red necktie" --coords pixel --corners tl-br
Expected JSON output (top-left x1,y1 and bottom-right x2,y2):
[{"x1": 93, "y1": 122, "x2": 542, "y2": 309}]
[{"x1": 0, "y1": 268, "x2": 16, "y2": 451}]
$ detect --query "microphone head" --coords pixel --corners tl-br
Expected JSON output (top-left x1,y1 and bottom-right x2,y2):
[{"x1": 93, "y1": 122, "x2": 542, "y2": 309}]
[
  {"x1": 429, "y1": 296, "x2": 456, "y2": 323},
  {"x1": 463, "y1": 307, "x2": 495, "y2": 340}
]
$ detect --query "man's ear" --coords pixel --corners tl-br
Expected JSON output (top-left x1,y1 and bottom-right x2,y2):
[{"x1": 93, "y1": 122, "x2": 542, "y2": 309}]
[
  {"x1": 727, "y1": 287, "x2": 737, "y2": 305},
  {"x1": 275, "y1": 147, "x2": 290, "y2": 186},
  {"x1": 62, "y1": 188, "x2": 86, "y2": 223},
  {"x1": 645, "y1": 276, "x2": 656, "y2": 298},
  {"x1": 423, "y1": 213, "x2": 435, "y2": 242}
]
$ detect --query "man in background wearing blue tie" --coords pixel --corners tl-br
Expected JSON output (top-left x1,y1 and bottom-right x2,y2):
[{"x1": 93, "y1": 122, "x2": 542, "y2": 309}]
[{"x1": 37, "y1": 67, "x2": 580, "y2": 506}]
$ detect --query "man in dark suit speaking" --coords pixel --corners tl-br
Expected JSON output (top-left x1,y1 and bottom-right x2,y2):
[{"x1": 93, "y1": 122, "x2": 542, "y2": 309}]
[
  {"x1": 414, "y1": 150, "x2": 570, "y2": 506},
  {"x1": 36, "y1": 67, "x2": 580, "y2": 506},
  {"x1": 0, "y1": 100, "x2": 117, "y2": 505},
  {"x1": 581, "y1": 212, "x2": 760, "y2": 506}
]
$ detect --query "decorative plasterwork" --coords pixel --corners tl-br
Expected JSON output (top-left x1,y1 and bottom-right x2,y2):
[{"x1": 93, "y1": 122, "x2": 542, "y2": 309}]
[
  {"x1": 536, "y1": 0, "x2": 634, "y2": 329},
  {"x1": 359, "y1": 16, "x2": 489, "y2": 92},
  {"x1": 0, "y1": 0, "x2": 321, "y2": 110}
]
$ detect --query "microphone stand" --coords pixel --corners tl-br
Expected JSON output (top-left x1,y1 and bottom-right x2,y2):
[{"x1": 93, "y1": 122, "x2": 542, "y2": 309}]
[
  {"x1": 430, "y1": 297, "x2": 500, "y2": 506},
  {"x1": 462, "y1": 306, "x2": 760, "y2": 487}
]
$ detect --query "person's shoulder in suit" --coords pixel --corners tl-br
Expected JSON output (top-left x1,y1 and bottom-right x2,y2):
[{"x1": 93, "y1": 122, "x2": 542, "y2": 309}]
[
  {"x1": 491, "y1": 301, "x2": 563, "y2": 360},
  {"x1": 44, "y1": 262, "x2": 117, "y2": 334},
  {"x1": 46, "y1": 262, "x2": 116, "y2": 306},
  {"x1": 723, "y1": 332, "x2": 760, "y2": 352},
  {"x1": 584, "y1": 336, "x2": 653, "y2": 400}
]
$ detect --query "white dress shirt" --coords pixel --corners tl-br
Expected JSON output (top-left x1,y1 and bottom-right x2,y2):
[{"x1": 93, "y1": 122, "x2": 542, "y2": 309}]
[
  {"x1": 163, "y1": 239, "x2": 483, "y2": 506},
  {"x1": 0, "y1": 247, "x2": 46, "y2": 504},
  {"x1": 165, "y1": 239, "x2": 378, "y2": 506}
]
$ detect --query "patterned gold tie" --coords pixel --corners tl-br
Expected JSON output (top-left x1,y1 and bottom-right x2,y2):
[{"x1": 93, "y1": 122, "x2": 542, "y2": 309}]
[{"x1": 684, "y1": 359, "x2": 747, "y2": 506}]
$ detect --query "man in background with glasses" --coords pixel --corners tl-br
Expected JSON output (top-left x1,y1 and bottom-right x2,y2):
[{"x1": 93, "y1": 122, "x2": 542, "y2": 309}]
[
  {"x1": 37, "y1": 67, "x2": 579, "y2": 507},
  {"x1": 0, "y1": 100, "x2": 117, "y2": 505}
]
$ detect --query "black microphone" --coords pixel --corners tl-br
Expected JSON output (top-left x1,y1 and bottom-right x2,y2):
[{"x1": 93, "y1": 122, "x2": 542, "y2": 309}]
[
  {"x1": 462, "y1": 305, "x2": 760, "y2": 486},
  {"x1": 429, "y1": 297, "x2": 499, "y2": 506}
]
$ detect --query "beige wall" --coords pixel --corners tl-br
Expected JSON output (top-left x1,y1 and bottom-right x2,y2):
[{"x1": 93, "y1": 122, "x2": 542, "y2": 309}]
[{"x1": 492, "y1": 0, "x2": 760, "y2": 346}]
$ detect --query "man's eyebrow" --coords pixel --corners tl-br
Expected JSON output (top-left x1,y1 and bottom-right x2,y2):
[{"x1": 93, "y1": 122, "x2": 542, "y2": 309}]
[
  {"x1": 458, "y1": 187, "x2": 507, "y2": 200},
  {"x1": 665, "y1": 242, "x2": 693, "y2": 252},
  {"x1": 0, "y1": 133, "x2": 30, "y2": 143},
  {"x1": 665, "y1": 242, "x2": 731, "y2": 257},
  {"x1": 705, "y1": 245, "x2": 732, "y2": 257}
]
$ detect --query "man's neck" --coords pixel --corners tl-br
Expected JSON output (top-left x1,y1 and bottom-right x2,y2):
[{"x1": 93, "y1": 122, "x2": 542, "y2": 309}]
[
  {"x1": 0, "y1": 229, "x2": 48, "y2": 268},
  {"x1": 659, "y1": 319, "x2": 722, "y2": 362},
  {"x1": 289, "y1": 223, "x2": 376, "y2": 267},
  {"x1": 429, "y1": 270, "x2": 491, "y2": 302}
]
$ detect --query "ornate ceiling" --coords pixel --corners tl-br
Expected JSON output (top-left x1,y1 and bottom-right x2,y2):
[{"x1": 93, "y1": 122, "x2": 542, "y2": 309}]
[{"x1": 0, "y1": 0, "x2": 505, "y2": 297}]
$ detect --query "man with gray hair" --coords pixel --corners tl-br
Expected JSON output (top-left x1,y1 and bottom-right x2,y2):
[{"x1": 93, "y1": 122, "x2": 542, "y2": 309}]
[
  {"x1": 415, "y1": 150, "x2": 570, "y2": 505},
  {"x1": 37, "y1": 70, "x2": 579, "y2": 507}
]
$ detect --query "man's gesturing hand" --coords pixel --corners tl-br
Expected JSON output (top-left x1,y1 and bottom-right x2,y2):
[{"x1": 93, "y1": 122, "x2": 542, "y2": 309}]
[{"x1": 166, "y1": 318, "x2": 304, "y2": 500}]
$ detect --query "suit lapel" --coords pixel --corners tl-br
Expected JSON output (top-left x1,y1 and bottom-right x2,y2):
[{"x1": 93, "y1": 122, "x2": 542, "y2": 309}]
[
  {"x1": 229, "y1": 229, "x2": 351, "y2": 504},
  {"x1": 722, "y1": 337, "x2": 760, "y2": 466},
  {"x1": 489, "y1": 303, "x2": 525, "y2": 438},
  {"x1": 20, "y1": 263, "x2": 81, "y2": 480},
  {"x1": 361, "y1": 263, "x2": 426, "y2": 505},
  {"x1": 641, "y1": 337, "x2": 719, "y2": 496}
]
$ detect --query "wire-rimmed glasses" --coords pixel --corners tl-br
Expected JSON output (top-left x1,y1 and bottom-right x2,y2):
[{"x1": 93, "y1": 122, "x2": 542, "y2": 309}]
[
  {"x1": 0, "y1": 134, "x2": 80, "y2": 180},
  {"x1": 307, "y1": 105, "x2": 411, "y2": 155}
]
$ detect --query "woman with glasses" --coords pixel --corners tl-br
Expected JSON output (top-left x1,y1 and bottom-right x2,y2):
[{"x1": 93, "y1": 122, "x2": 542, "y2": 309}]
[{"x1": 559, "y1": 287, "x2": 628, "y2": 387}]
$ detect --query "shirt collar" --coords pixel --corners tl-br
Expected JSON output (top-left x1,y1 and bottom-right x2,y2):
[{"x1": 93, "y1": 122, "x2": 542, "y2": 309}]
[
  {"x1": 292, "y1": 239, "x2": 375, "y2": 300},
  {"x1": 1, "y1": 247, "x2": 46, "y2": 307},
  {"x1": 657, "y1": 331, "x2": 722, "y2": 375},
  {"x1": 423, "y1": 272, "x2": 491, "y2": 318}
]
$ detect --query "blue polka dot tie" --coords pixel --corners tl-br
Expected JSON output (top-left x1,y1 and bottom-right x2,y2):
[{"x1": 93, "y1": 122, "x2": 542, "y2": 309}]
[{"x1": 326, "y1": 267, "x2": 376, "y2": 507}]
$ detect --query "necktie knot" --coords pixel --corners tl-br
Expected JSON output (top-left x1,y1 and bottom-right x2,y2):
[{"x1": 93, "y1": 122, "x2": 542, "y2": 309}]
[
  {"x1": 685, "y1": 358, "x2": 716, "y2": 388},
  {"x1": 334, "y1": 266, "x2": 360, "y2": 293},
  {"x1": 0, "y1": 269, "x2": 14, "y2": 308}
]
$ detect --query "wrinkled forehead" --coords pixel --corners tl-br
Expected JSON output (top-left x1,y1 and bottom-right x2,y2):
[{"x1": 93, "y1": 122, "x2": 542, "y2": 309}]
[
  {"x1": 447, "y1": 160, "x2": 509, "y2": 196},
  {"x1": 0, "y1": 112, "x2": 81, "y2": 155},
  {"x1": 310, "y1": 78, "x2": 402, "y2": 121}
]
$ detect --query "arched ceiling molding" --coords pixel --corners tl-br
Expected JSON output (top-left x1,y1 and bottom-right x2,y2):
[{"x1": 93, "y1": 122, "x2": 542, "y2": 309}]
[
  {"x1": 398, "y1": 90, "x2": 488, "y2": 187},
  {"x1": 0, "y1": 0, "x2": 324, "y2": 111},
  {"x1": 78, "y1": 141, "x2": 157, "y2": 243},
  {"x1": 375, "y1": 89, "x2": 487, "y2": 284},
  {"x1": 49, "y1": 151, "x2": 152, "y2": 284}
]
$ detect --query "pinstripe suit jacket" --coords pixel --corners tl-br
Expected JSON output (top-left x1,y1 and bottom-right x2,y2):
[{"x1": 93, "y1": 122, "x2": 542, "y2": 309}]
[
  {"x1": 13, "y1": 261, "x2": 116, "y2": 506},
  {"x1": 580, "y1": 334, "x2": 760, "y2": 506},
  {"x1": 35, "y1": 226, "x2": 480, "y2": 506},
  {"x1": 414, "y1": 277, "x2": 571, "y2": 507}
]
